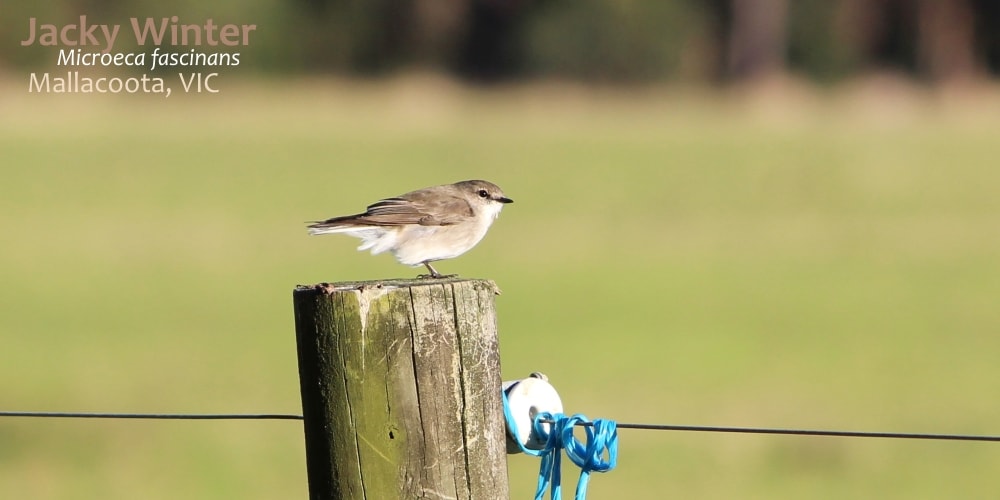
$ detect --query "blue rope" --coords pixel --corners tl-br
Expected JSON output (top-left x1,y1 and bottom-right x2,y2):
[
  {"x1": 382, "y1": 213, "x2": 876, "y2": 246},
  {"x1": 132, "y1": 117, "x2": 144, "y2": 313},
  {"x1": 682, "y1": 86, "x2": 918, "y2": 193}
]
[{"x1": 503, "y1": 391, "x2": 618, "y2": 500}]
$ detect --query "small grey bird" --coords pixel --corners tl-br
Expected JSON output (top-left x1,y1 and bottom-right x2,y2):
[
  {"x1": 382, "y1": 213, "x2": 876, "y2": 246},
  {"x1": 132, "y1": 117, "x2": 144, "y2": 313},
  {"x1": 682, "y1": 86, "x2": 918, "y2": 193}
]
[{"x1": 307, "y1": 180, "x2": 513, "y2": 278}]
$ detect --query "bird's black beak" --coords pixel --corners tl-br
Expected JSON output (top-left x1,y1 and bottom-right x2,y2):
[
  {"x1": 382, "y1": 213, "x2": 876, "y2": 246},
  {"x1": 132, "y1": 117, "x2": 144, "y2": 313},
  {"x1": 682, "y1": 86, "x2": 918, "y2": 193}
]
[{"x1": 498, "y1": 197, "x2": 514, "y2": 204}]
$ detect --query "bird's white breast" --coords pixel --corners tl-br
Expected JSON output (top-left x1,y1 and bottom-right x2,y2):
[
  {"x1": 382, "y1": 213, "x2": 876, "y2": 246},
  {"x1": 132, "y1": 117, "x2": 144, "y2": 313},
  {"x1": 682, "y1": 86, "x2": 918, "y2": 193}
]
[{"x1": 390, "y1": 203, "x2": 505, "y2": 265}]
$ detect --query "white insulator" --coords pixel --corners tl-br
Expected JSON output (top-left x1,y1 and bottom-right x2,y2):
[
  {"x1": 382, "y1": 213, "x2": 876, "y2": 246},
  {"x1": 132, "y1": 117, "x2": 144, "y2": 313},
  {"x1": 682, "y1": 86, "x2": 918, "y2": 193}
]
[{"x1": 502, "y1": 372, "x2": 564, "y2": 453}]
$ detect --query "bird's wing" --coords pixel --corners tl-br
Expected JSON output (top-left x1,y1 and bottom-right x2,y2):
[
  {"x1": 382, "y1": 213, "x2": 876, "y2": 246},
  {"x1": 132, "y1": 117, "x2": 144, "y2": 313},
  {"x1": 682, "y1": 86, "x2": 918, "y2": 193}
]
[
  {"x1": 366, "y1": 190, "x2": 474, "y2": 226},
  {"x1": 308, "y1": 189, "x2": 474, "y2": 229}
]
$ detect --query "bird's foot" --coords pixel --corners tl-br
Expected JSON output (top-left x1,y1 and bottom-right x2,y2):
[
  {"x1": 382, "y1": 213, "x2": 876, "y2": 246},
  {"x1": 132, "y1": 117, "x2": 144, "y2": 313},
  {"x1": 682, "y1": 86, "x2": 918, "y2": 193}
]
[
  {"x1": 419, "y1": 262, "x2": 456, "y2": 279},
  {"x1": 416, "y1": 273, "x2": 458, "y2": 279}
]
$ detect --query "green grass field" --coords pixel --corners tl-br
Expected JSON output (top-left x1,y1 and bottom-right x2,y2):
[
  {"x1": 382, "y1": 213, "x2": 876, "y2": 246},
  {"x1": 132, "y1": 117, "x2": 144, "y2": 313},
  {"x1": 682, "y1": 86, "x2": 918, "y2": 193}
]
[{"x1": 2, "y1": 77, "x2": 1000, "y2": 499}]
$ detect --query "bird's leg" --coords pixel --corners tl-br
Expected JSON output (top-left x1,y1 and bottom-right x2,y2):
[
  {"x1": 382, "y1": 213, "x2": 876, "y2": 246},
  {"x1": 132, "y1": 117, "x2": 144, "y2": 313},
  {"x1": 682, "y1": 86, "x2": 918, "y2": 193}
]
[
  {"x1": 418, "y1": 262, "x2": 456, "y2": 279},
  {"x1": 416, "y1": 261, "x2": 441, "y2": 279},
  {"x1": 425, "y1": 262, "x2": 441, "y2": 278}
]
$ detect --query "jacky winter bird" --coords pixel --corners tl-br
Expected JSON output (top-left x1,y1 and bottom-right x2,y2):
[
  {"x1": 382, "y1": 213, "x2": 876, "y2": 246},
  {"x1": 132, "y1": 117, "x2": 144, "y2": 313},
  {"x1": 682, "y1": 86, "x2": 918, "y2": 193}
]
[{"x1": 307, "y1": 180, "x2": 513, "y2": 278}]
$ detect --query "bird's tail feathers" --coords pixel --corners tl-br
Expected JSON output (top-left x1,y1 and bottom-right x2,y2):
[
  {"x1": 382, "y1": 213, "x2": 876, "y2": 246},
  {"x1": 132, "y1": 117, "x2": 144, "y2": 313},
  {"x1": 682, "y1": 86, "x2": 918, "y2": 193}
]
[
  {"x1": 307, "y1": 223, "x2": 396, "y2": 256},
  {"x1": 307, "y1": 224, "x2": 363, "y2": 236},
  {"x1": 306, "y1": 214, "x2": 369, "y2": 235}
]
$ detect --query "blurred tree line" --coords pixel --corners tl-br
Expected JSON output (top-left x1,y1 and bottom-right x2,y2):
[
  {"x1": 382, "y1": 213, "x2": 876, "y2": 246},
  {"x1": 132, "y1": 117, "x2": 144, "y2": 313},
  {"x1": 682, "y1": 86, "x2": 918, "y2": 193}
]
[{"x1": 3, "y1": 0, "x2": 1000, "y2": 83}]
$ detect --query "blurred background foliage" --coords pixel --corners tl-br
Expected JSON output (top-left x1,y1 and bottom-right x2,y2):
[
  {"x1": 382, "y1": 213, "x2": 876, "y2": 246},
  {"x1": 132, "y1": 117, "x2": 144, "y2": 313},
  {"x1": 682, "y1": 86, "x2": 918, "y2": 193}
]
[{"x1": 4, "y1": 0, "x2": 1000, "y2": 83}]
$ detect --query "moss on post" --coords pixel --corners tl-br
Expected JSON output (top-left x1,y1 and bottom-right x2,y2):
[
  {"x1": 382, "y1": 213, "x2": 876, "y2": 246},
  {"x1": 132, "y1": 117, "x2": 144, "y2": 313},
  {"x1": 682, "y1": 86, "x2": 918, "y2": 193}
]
[{"x1": 293, "y1": 278, "x2": 509, "y2": 500}]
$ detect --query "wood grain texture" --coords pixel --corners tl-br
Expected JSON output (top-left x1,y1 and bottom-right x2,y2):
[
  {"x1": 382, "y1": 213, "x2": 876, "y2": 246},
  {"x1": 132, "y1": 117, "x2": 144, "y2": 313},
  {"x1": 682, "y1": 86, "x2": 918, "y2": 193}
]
[{"x1": 293, "y1": 278, "x2": 509, "y2": 500}]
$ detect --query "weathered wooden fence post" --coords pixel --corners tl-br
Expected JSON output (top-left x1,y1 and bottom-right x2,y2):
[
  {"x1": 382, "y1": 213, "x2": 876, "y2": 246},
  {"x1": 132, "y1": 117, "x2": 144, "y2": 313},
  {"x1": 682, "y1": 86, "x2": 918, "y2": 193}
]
[{"x1": 292, "y1": 278, "x2": 510, "y2": 500}]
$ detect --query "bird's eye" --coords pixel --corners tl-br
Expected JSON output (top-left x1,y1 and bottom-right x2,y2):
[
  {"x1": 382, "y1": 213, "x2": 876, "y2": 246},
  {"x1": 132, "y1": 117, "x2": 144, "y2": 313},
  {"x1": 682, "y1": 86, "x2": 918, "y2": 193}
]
[{"x1": 478, "y1": 190, "x2": 489, "y2": 198}]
